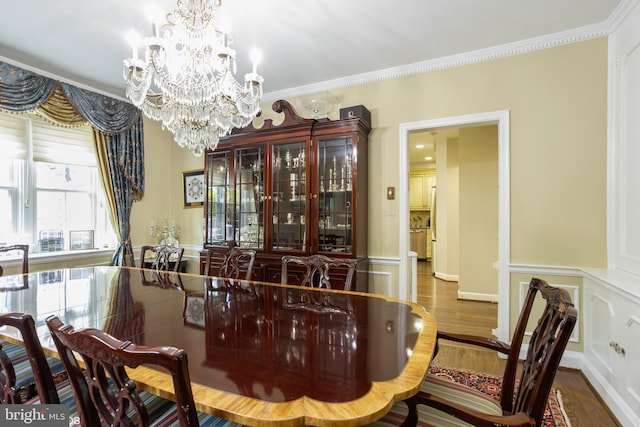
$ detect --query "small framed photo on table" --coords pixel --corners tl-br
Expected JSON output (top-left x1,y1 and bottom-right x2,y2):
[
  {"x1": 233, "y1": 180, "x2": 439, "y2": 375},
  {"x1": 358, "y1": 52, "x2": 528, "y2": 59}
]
[{"x1": 183, "y1": 170, "x2": 205, "y2": 208}]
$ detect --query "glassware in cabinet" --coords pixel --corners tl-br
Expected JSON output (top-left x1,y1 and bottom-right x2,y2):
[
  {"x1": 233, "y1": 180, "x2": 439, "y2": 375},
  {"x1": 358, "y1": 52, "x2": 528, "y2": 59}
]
[
  {"x1": 204, "y1": 151, "x2": 232, "y2": 245},
  {"x1": 271, "y1": 141, "x2": 307, "y2": 251},
  {"x1": 234, "y1": 147, "x2": 265, "y2": 249},
  {"x1": 316, "y1": 137, "x2": 354, "y2": 255}
]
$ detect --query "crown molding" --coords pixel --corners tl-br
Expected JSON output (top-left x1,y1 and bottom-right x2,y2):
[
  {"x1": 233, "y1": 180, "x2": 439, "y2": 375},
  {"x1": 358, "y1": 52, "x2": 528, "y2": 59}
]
[{"x1": 263, "y1": 21, "x2": 610, "y2": 102}]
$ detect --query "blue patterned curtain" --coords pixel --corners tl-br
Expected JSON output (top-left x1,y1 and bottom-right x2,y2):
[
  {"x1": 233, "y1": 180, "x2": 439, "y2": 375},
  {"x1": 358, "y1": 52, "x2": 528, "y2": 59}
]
[
  {"x1": 0, "y1": 63, "x2": 57, "y2": 110},
  {"x1": 0, "y1": 61, "x2": 144, "y2": 266}
]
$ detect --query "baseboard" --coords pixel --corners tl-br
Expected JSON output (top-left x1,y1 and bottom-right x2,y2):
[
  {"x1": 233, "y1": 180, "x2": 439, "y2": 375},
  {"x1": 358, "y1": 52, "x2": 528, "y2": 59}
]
[
  {"x1": 434, "y1": 271, "x2": 459, "y2": 282},
  {"x1": 457, "y1": 291, "x2": 498, "y2": 303}
]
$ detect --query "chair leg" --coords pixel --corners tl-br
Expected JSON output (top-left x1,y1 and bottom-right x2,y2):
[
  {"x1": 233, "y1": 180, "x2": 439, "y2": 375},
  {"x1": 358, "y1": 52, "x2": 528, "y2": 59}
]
[{"x1": 400, "y1": 397, "x2": 420, "y2": 427}]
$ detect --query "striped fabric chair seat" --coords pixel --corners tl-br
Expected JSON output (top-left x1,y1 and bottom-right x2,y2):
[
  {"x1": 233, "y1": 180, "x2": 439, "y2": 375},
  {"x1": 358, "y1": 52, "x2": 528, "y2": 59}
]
[
  {"x1": 131, "y1": 390, "x2": 246, "y2": 427},
  {"x1": 370, "y1": 373, "x2": 503, "y2": 427},
  {"x1": 25, "y1": 375, "x2": 243, "y2": 427},
  {"x1": 46, "y1": 315, "x2": 245, "y2": 427},
  {"x1": 22, "y1": 363, "x2": 243, "y2": 426},
  {"x1": 83, "y1": 388, "x2": 245, "y2": 427},
  {"x1": 6, "y1": 341, "x2": 241, "y2": 426},
  {"x1": 0, "y1": 340, "x2": 65, "y2": 401},
  {"x1": 25, "y1": 376, "x2": 78, "y2": 419}
]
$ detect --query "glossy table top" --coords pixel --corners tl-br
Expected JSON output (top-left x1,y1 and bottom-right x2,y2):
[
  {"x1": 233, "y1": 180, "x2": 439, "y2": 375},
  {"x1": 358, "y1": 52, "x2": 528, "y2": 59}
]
[{"x1": 0, "y1": 266, "x2": 437, "y2": 426}]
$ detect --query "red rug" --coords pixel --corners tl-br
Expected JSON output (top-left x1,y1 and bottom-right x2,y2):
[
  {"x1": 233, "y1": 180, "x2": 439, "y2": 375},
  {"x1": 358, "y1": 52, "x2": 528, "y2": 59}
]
[{"x1": 427, "y1": 365, "x2": 571, "y2": 426}]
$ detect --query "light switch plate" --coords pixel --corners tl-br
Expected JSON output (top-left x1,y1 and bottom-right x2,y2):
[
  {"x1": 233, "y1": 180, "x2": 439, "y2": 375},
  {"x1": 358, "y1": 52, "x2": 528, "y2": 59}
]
[{"x1": 387, "y1": 186, "x2": 395, "y2": 200}]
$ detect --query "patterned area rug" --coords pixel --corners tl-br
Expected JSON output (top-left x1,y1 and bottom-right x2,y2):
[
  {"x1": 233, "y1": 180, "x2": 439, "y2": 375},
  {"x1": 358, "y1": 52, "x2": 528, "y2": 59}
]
[{"x1": 428, "y1": 365, "x2": 571, "y2": 427}]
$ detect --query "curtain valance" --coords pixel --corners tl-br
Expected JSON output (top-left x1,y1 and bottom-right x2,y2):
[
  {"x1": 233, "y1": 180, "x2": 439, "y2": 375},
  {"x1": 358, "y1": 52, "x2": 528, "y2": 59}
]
[
  {"x1": 61, "y1": 83, "x2": 140, "y2": 134},
  {"x1": 0, "y1": 60, "x2": 144, "y2": 266},
  {"x1": 0, "y1": 61, "x2": 140, "y2": 134},
  {"x1": 0, "y1": 63, "x2": 58, "y2": 111}
]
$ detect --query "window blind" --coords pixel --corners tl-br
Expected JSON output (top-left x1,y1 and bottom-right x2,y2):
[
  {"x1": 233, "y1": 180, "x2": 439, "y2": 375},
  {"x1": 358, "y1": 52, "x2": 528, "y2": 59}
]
[
  {"x1": 0, "y1": 112, "x2": 28, "y2": 159},
  {"x1": 31, "y1": 116, "x2": 96, "y2": 167}
]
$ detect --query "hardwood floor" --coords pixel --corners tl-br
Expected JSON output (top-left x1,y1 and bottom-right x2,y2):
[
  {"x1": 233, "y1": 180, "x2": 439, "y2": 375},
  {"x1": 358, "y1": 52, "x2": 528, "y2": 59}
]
[{"x1": 416, "y1": 261, "x2": 621, "y2": 427}]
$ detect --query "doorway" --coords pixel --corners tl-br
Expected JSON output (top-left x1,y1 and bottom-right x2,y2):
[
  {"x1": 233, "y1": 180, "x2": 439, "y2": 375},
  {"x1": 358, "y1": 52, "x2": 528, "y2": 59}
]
[{"x1": 398, "y1": 110, "x2": 511, "y2": 343}]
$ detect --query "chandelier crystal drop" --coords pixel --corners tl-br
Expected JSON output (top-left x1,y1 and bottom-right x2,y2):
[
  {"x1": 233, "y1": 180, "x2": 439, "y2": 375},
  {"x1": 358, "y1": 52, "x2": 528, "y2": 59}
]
[{"x1": 123, "y1": 0, "x2": 264, "y2": 156}]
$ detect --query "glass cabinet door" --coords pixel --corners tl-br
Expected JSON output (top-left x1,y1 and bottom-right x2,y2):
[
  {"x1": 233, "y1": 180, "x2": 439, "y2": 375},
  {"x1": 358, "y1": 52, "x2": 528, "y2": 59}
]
[
  {"x1": 205, "y1": 151, "x2": 232, "y2": 245},
  {"x1": 271, "y1": 141, "x2": 307, "y2": 251},
  {"x1": 317, "y1": 137, "x2": 354, "y2": 254},
  {"x1": 234, "y1": 147, "x2": 264, "y2": 249}
]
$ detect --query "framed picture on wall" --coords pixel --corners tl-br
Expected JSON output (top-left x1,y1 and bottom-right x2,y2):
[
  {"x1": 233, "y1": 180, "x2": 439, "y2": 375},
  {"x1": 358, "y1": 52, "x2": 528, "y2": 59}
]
[{"x1": 183, "y1": 170, "x2": 205, "y2": 208}]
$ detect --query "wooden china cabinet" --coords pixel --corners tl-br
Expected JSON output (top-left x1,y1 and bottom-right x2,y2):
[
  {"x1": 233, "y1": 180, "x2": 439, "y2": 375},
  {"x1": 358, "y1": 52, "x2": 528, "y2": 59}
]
[{"x1": 200, "y1": 100, "x2": 370, "y2": 291}]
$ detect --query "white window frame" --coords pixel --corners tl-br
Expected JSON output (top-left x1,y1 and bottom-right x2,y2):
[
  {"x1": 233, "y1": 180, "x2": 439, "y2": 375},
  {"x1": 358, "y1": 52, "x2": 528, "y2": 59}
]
[{"x1": 0, "y1": 111, "x2": 115, "y2": 255}]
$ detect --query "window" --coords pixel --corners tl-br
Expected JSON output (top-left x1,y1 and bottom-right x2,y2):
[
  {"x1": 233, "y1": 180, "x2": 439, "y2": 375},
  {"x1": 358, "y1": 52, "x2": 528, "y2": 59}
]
[
  {"x1": 0, "y1": 158, "x2": 19, "y2": 239},
  {"x1": 0, "y1": 112, "x2": 116, "y2": 252}
]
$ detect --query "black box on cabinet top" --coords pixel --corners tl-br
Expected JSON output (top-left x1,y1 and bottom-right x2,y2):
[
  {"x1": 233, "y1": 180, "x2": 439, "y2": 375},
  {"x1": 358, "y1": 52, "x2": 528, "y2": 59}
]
[{"x1": 340, "y1": 105, "x2": 371, "y2": 128}]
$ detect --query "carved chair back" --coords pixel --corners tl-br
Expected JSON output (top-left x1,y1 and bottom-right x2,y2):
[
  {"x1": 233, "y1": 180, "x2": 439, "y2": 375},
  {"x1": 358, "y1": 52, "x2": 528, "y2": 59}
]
[
  {"x1": 402, "y1": 278, "x2": 577, "y2": 427},
  {"x1": 140, "y1": 245, "x2": 184, "y2": 272},
  {"x1": 0, "y1": 244, "x2": 29, "y2": 276},
  {"x1": 280, "y1": 254, "x2": 357, "y2": 291},
  {"x1": 0, "y1": 312, "x2": 59, "y2": 404},
  {"x1": 46, "y1": 315, "x2": 199, "y2": 426},
  {"x1": 139, "y1": 269, "x2": 184, "y2": 290},
  {"x1": 511, "y1": 279, "x2": 577, "y2": 424},
  {"x1": 480, "y1": 277, "x2": 573, "y2": 416},
  {"x1": 204, "y1": 247, "x2": 256, "y2": 280}
]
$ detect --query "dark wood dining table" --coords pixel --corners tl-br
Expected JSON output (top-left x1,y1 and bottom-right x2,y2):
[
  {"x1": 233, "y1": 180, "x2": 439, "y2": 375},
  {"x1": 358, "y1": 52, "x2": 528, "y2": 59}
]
[{"x1": 0, "y1": 266, "x2": 437, "y2": 426}]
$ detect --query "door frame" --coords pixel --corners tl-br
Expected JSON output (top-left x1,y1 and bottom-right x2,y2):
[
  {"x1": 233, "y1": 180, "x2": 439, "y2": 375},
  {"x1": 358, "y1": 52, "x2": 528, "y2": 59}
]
[{"x1": 399, "y1": 110, "x2": 511, "y2": 342}]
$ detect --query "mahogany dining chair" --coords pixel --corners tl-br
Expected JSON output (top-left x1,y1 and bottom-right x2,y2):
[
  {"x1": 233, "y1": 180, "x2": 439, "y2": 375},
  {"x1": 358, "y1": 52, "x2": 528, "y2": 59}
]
[
  {"x1": 203, "y1": 246, "x2": 257, "y2": 280},
  {"x1": 46, "y1": 315, "x2": 240, "y2": 426},
  {"x1": 0, "y1": 312, "x2": 61, "y2": 404},
  {"x1": 280, "y1": 254, "x2": 357, "y2": 291},
  {"x1": 373, "y1": 278, "x2": 578, "y2": 427},
  {"x1": 139, "y1": 245, "x2": 184, "y2": 272}
]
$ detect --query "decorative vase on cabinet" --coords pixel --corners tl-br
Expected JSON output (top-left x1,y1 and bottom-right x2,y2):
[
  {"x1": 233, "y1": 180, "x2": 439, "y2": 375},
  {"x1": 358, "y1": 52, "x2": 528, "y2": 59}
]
[{"x1": 201, "y1": 100, "x2": 370, "y2": 291}]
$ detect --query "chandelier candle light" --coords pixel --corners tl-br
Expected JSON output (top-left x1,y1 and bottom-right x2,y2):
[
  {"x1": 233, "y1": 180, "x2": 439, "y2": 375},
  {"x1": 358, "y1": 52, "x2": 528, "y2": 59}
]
[{"x1": 123, "y1": 0, "x2": 264, "y2": 156}]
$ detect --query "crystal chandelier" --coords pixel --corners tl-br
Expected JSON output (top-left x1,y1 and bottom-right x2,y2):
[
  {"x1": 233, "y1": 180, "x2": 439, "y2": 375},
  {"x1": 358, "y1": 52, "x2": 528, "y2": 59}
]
[{"x1": 123, "y1": 0, "x2": 264, "y2": 156}]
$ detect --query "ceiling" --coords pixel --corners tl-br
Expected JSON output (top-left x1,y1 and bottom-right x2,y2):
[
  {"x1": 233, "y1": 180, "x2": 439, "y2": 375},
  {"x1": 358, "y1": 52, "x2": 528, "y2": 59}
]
[
  {"x1": 409, "y1": 128, "x2": 459, "y2": 169},
  {"x1": 0, "y1": 0, "x2": 621, "y2": 103},
  {"x1": 409, "y1": 130, "x2": 439, "y2": 169},
  {"x1": 2, "y1": 0, "x2": 622, "y2": 168}
]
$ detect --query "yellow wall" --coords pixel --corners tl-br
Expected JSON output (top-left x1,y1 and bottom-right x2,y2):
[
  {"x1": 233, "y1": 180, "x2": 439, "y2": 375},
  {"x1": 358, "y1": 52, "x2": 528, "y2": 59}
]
[
  {"x1": 258, "y1": 37, "x2": 608, "y2": 269},
  {"x1": 130, "y1": 117, "x2": 203, "y2": 272},
  {"x1": 438, "y1": 136, "x2": 460, "y2": 279},
  {"x1": 131, "y1": 37, "x2": 608, "y2": 284},
  {"x1": 459, "y1": 126, "x2": 499, "y2": 297}
]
